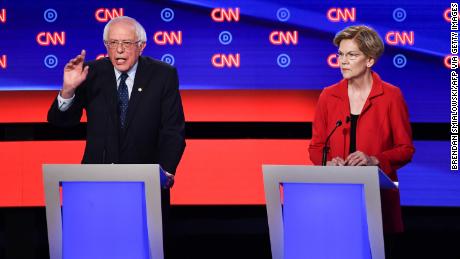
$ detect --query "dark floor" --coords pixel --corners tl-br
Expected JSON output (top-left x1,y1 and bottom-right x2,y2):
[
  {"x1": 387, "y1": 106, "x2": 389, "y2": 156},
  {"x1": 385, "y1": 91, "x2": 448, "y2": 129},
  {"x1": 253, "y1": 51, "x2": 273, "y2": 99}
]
[{"x1": 1, "y1": 206, "x2": 460, "y2": 259}]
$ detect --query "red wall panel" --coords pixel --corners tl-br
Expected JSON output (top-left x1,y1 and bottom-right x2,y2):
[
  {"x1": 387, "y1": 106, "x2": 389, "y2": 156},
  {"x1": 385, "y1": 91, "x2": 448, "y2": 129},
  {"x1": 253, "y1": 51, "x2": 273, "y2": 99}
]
[
  {"x1": 0, "y1": 90, "x2": 320, "y2": 122},
  {"x1": 0, "y1": 90, "x2": 319, "y2": 206},
  {"x1": 0, "y1": 140, "x2": 313, "y2": 206},
  {"x1": 172, "y1": 139, "x2": 313, "y2": 205},
  {"x1": 0, "y1": 141, "x2": 85, "y2": 206},
  {"x1": 181, "y1": 90, "x2": 320, "y2": 122}
]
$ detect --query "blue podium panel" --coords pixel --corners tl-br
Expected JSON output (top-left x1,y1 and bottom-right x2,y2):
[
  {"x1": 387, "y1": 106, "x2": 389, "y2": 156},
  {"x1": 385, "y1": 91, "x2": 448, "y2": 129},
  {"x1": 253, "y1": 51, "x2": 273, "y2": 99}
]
[
  {"x1": 61, "y1": 182, "x2": 150, "y2": 259},
  {"x1": 283, "y1": 183, "x2": 371, "y2": 259}
]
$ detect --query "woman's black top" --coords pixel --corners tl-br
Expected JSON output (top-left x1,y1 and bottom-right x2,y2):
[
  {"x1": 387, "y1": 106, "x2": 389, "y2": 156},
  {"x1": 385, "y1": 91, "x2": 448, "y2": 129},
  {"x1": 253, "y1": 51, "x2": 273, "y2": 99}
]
[{"x1": 349, "y1": 114, "x2": 360, "y2": 154}]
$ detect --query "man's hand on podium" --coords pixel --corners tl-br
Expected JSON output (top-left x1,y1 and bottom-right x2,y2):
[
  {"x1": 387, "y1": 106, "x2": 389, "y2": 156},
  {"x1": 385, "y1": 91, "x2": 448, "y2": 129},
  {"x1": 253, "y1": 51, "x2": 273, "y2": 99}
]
[{"x1": 163, "y1": 171, "x2": 175, "y2": 189}]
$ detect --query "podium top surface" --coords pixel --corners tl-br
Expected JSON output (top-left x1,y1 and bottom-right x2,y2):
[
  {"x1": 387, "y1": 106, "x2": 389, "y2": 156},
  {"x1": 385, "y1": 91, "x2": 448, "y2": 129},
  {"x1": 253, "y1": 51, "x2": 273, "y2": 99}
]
[{"x1": 262, "y1": 165, "x2": 397, "y2": 190}]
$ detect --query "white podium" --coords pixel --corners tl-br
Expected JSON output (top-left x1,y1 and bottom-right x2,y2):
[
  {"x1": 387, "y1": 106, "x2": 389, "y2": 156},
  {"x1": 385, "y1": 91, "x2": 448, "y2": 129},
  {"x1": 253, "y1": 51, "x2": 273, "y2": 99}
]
[
  {"x1": 42, "y1": 164, "x2": 164, "y2": 259},
  {"x1": 263, "y1": 165, "x2": 396, "y2": 259}
]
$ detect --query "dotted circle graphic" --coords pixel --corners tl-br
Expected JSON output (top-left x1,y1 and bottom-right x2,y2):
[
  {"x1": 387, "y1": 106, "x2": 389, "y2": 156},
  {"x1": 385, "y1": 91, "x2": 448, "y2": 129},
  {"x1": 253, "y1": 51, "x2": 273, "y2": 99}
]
[
  {"x1": 44, "y1": 55, "x2": 58, "y2": 68},
  {"x1": 219, "y1": 31, "x2": 233, "y2": 45},
  {"x1": 161, "y1": 54, "x2": 175, "y2": 65},
  {"x1": 161, "y1": 8, "x2": 175, "y2": 22},
  {"x1": 277, "y1": 8, "x2": 290, "y2": 22},
  {"x1": 393, "y1": 8, "x2": 407, "y2": 22},
  {"x1": 44, "y1": 9, "x2": 58, "y2": 23},
  {"x1": 277, "y1": 54, "x2": 291, "y2": 68},
  {"x1": 393, "y1": 54, "x2": 407, "y2": 68}
]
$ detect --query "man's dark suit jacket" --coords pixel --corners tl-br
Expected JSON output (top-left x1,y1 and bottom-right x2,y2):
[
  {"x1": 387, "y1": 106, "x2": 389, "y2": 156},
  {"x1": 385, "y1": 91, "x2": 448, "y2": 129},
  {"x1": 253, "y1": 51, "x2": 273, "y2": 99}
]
[{"x1": 47, "y1": 56, "x2": 186, "y2": 174}]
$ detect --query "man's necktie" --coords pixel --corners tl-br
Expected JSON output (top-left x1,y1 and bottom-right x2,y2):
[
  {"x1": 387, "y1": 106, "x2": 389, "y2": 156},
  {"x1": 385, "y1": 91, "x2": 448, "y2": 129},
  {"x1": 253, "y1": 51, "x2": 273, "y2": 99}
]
[{"x1": 118, "y1": 73, "x2": 129, "y2": 128}]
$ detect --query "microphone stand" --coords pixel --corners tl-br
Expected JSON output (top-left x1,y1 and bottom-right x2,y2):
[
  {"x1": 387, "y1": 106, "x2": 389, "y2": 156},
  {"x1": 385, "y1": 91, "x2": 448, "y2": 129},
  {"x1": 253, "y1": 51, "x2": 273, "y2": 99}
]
[{"x1": 322, "y1": 120, "x2": 343, "y2": 166}]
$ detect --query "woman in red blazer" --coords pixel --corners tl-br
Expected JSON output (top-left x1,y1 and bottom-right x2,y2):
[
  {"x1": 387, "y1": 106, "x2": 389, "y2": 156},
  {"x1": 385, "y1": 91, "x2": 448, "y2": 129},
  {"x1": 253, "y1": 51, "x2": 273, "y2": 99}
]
[{"x1": 309, "y1": 25, "x2": 415, "y2": 234}]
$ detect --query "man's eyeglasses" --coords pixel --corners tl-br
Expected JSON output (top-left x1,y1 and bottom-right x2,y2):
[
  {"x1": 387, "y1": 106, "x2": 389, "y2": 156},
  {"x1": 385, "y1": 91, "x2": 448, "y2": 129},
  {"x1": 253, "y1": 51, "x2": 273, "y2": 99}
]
[
  {"x1": 104, "y1": 40, "x2": 141, "y2": 49},
  {"x1": 336, "y1": 51, "x2": 362, "y2": 61}
]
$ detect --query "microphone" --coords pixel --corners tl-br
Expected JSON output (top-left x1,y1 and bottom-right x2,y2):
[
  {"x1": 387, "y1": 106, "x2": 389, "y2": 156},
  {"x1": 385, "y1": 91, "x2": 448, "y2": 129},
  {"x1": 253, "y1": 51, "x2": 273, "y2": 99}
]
[{"x1": 322, "y1": 119, "x2": 343, "y2": 166}]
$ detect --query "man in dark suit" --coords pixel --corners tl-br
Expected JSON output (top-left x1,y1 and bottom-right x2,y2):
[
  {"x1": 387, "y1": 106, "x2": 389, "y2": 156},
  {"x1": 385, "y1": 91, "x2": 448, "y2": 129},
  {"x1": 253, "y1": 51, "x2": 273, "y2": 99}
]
[{"x1": 47, "y1": 16, "x2": 186, "y2": 240}]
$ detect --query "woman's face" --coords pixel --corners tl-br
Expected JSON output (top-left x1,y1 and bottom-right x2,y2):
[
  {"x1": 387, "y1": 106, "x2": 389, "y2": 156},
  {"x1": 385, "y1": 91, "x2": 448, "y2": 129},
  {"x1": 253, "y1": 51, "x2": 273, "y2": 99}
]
[{"x1": 337, "y1": 39, "x2": 374, "y2": 80}]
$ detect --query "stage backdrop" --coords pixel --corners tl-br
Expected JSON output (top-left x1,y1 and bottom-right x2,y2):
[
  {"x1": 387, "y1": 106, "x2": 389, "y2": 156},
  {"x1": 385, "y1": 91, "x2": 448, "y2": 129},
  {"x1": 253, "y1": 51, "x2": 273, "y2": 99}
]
[{"x1": 0, "y1": 0, "x2": 458, "y2": 207}]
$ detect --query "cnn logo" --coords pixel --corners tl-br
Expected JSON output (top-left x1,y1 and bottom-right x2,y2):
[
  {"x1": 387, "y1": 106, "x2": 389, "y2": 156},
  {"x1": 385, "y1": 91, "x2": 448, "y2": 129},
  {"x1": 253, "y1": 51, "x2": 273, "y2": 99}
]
[
  {"x1": 0, "y1": 9, "x2": 6, "y2": 23},
  {"x1": 0, "y1": 55, "x2": 6, "y2": 69},
  {"x1": 327, "y1": 8, "x2": 356, "y2": 22},
  {"x1": 153, "y1": 31, "x2": 182, "y2": 45},
  {"x1": 36, "y1": 32, "x2": 66, "y2": 46},
  {"x1": 444, "y1": 6, "x2": 459, "y2": 23},
  {"x1": 95, "y1": 8, "x2": 124, "y2": 22},
  {"x1": 269, "y1": 31, "x2": 298, "y2": 45},
  {"x1": 211, "y1": 8, "x2": 240, "y2": 22},
  {"x1": 211, "y1": 54, "x2": 240, "y2": 68},
  {"x1": 327, "y1": 54, "x2": 340, "y2": 68},
  {"x1": 445, "y1": 55, "x2": 459, "y2": 69},
  {"x1": 385, "y1": 31, "x2": 414, "y2": 46}
]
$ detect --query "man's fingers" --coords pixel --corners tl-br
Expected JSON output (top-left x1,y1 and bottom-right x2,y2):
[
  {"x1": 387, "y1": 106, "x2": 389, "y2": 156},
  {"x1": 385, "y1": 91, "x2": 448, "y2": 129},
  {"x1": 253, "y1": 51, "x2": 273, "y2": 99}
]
[
  {"x1": 71, "y1": 50, "x2": 86, "y2": 65},
  {"x1": 81, "y1": 65, "x2": 89, "y2": 79},
  {"x1": 65, "y1": 51, "x2": 88, "y2": 72},
  {"x1": 65, "y1": 58, "x2": 79, "y2": 69},
  {"x1": 74, "y1": 56, "x2": 83, "y2": 65},
  {"x1": 163, "y1": 176, "x2": 175, "y2": 189},
  {"x1": 75, "y1": 50, "x2": 86, "y2": 65},
  {"x1": 162, "y1": 172, "x2": 175, "y2": 189}
]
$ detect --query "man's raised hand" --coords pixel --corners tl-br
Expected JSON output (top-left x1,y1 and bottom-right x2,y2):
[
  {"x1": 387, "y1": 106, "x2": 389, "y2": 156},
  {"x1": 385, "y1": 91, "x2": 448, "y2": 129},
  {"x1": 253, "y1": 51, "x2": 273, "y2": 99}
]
[{"x1": 61, "y1": 50, "x2": 89, "y2": 98}]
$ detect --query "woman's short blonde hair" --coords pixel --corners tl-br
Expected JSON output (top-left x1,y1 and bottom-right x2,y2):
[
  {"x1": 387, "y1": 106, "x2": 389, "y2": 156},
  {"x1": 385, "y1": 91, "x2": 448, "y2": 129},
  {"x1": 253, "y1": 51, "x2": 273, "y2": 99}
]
[{"x1": 333, "y1": 25, "x2": 384, "y2": 61}]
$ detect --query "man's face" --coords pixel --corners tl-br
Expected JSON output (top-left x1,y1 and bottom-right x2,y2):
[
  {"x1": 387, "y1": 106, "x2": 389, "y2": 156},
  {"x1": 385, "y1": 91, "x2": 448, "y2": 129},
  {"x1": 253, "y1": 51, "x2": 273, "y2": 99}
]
[{"x1": 106, "y1": 21, "x2": 145, "y2": 72}]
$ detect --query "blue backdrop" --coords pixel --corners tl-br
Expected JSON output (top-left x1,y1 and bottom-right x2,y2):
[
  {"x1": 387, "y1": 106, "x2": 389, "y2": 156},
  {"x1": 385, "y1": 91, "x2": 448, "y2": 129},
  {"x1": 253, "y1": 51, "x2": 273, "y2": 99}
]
[
  {"x1": 0, "y1": 0, "x2": 457, "y2": 207},
  {"x1": 0, "y1": 0, "x2": 452, "y2": 122}
]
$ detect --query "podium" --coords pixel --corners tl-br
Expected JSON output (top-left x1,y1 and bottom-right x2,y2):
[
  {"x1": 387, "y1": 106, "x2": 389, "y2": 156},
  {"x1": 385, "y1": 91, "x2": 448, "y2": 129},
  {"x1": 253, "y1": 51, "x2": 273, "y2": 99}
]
[
  {"x1": 262, "y1": 165, "x2": 396, "y2": 259},
  {"x1": 42, "y1": 164, "x2": 164, "y2": 259}
]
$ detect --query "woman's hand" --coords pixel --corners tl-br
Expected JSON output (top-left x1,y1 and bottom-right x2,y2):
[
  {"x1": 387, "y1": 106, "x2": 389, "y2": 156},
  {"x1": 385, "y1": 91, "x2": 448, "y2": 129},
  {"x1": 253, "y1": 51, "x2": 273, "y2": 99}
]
[
  {"x1": 345, "y1": 151, "x2": 379, "y2": 166},
  {"x1": 327, "y1": 156, "x2": 346, "y2": 166}
]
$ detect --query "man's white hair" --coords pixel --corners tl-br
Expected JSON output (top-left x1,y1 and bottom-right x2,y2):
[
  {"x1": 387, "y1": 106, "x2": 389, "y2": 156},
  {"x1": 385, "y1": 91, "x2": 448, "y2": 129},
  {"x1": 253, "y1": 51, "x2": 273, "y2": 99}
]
[{"x1": 103, "y1": 16, "x2": 147, "y2": 42}]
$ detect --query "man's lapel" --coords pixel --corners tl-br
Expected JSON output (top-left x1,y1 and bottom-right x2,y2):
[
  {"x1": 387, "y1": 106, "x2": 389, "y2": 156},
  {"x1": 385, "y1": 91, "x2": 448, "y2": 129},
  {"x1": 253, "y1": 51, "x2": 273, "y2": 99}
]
[
  {"x1": 101, "y1": 58, "x2": 120, "y2": 127},
  {"x1": 124, "y1": 56, "x2": 154, "y2": 132}
]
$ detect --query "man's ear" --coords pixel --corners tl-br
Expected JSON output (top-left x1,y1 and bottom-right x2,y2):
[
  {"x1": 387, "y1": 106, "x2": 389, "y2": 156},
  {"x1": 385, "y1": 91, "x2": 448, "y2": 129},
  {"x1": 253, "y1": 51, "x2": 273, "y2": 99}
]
[{"x1": 139, "y1": 42, "x2": 146, "y2": 54}]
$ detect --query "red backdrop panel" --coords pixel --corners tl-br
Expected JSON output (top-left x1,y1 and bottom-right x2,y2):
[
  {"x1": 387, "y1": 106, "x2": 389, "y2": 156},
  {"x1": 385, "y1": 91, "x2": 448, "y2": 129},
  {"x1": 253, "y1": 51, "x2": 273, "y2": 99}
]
[
  {"x1": 0, "y1": 141, "x2": 85, "y2": 206},
  {"x1": 0, "y1": 140, "x2": 313, "y2": 206},
  {"x1": 0, "y1": 90, "x2": 319, "y2": 206},
  {"x1": 181, "y1": 90, "x2": 320, "y2": 122},
  {"x1": 172, "y1": 139, "x2": 313, "y2": 205},
  {"x1": 0, "y1": 90, "x2": 320, "y2": 122}
]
